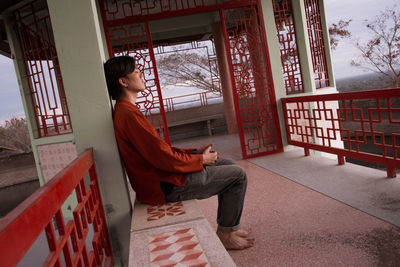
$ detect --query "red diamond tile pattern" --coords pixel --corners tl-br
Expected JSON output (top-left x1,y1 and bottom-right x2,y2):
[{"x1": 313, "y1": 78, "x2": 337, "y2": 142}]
[
  {"x1": 147, "y1": 202, "x2": 186, "y2": 221},
  {"x1": 149, "y1": 228, "x2": 210, "y2": 267}
]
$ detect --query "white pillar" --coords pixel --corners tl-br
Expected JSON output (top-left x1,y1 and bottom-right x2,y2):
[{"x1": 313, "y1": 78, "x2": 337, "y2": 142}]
[{"x1": 47, "y1": 0, "x2": 131, "y2": 265}]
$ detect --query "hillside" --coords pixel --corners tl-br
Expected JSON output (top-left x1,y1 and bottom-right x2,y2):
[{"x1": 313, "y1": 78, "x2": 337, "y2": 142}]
[{"x1": 336, "y1": 72, "x2": 395, "y2": 93}]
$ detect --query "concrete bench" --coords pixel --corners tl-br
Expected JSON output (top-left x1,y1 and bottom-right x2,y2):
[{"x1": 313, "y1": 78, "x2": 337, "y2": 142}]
[
  {"x1": 128, "y1": 198, "x2": 236, "y2": 266},
  {"x1": 166, "y1": 114, "x2": 225, "y2": 136}
]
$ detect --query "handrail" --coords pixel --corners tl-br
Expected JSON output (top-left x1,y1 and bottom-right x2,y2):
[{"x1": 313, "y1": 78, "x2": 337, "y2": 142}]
[
  {"x1": 163, "y1": 91, "x2": 222, "y2": 112},
  {"x1": 0, "y1": 148, "x2": 114, "y2": 266},
  {"x1": 282, "y1": 88, "x2": 400, "y2": 178}
]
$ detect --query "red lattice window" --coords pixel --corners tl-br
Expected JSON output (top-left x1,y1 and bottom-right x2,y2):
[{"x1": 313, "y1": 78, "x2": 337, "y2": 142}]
[
  {"x1": 304, "y1": 0, "x2": 330, "y2": 89},
  {"x1": 273, "y1": 0, "x2": 304, "y2": 95},
  {"x1": 14, "y1": 0, "x2": 72, "y2": 137}
]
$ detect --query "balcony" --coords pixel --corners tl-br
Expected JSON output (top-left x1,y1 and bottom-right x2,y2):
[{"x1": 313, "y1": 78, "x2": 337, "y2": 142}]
[{"x1": 1, "y1": 89, "x2": 400, "y2": 266}]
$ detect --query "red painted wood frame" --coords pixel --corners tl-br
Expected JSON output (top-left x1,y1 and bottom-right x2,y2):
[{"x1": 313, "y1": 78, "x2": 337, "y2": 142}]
[
  {"x1": 99, "y1": 0, "x2": 283, "y2": 158},
  {"x1": 273, "y1": 0, "x2": 304, "y2": 95},
  {"x1": 0, "y1": 149, "x2": 114, "y2": 266},
  {"x1": 220, "y1": 4, "x2": 283, "y2": 158},
  {"x1": 304, "y1": 0, "x2": 330, "y2": 89},
  {"x1": 282, "y1": 88, "x2": 400, "y2": 178},
  {"x1": 14, "y1": 0, "x2": 73, "y2": 137}
]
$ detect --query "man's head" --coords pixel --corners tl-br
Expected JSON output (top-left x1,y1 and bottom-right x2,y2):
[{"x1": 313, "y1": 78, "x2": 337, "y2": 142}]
[{"x1": 104, "y1": 56, "x2": 136, "y2": 100}]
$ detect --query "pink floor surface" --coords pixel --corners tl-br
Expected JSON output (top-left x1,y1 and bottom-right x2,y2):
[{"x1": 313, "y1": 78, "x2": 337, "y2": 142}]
[{"x1": 197, "y1": 159, "x2": 400, "y2": 266}]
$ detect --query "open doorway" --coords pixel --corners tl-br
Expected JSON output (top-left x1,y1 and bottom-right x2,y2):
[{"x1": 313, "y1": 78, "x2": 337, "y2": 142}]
[
  {"x1": 153, "y1": 39, "x2": 226, "y2": 141},
  {"x1": 101, "y1": 1, "x2": 282, "y2": 159}
]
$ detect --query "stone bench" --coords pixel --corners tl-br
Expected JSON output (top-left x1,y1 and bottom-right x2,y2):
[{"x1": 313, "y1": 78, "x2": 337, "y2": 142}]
[
  {"x1": 128, "y1": 199, "x2": 236, "y2": 266},
  {"x1": 153, "y1": 114, "x2": 225, "y2": 137},
  {"x1": 167, "y1": 114, "x2": 225, "y2": 136}
]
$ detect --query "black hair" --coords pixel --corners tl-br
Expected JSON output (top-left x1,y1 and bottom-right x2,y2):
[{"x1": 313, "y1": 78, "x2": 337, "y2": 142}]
[{"x1": 104, "y1": 56, "x2": 136, "y2": 100}]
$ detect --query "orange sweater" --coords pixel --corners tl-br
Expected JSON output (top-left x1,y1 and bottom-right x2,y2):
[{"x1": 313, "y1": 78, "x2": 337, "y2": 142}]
[{"x1": 113, "y1": 99, "x2": 203, "y2": 204}]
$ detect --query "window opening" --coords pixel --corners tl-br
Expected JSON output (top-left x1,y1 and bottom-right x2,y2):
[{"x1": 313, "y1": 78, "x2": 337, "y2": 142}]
[
  {"x1": 304, "y1": 0, "x2": 330, "y2": 89},
  {"x1": 14, "y1": 0, "x2": 72, "y2": 137},
  {"x1": 273, "y1": 0, "x2": 304, "y2": 94},
  {"x1": 154, "y1": 40, "x2": 222, "y2": 112}
]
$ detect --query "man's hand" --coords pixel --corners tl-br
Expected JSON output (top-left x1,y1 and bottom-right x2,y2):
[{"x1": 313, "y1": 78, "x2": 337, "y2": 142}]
[
  {"x1": 202, "y1": 146, "x2": 218, "y2": 165},
  {"x1": 196, "y1": 143, "x2": 213, "y2": 154}
]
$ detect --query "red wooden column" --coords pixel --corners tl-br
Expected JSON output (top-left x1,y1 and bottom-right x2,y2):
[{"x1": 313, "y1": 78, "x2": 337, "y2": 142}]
[
  {"x1": 245, "y1": 7, "x2": 276, "y2": 147},
  {"x1": 212, "y1": 22, "x2": 238, "y2": 134}
]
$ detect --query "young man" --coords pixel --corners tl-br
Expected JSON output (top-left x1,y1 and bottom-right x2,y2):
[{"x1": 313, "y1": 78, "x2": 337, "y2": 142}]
[{"x1": 104, "y1": 55, "x2": 254, "y2": 250}]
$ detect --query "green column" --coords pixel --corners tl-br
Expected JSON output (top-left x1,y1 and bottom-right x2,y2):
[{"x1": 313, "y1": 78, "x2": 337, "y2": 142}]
[{"x1": 47, "y1": 0, "x2": 131, "y2": 265}]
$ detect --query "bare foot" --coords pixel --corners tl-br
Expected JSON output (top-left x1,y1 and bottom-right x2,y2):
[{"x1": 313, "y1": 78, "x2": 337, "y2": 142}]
[
  {"x1": 235, "y1": 229, "x2": 252, "y2": 238},
  {"x1": 217, "y1": 230, "x2": 255, "y2": 250}
]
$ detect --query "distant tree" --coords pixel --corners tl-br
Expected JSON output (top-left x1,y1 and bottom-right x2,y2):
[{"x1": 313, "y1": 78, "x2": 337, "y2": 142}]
[
  {"x1": 351, "y1": 6, "x2": 400, "y2": 87},
  {"x1": 0, "y1": 117, "x2": 31, "y2": 153},
  {"x1": 156, "y1": 51, "x2": 221, "y2": 94},
  {"x1": 329, "y1": 19, "x2": 352, "y2": 50}
]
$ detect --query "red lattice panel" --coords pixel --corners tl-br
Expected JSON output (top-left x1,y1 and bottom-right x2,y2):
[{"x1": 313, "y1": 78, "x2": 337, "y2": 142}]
[
  {"x1": 282, "y1": 88, "x2": 400, "y2": 177},
  {"x1": 147, "y1": 202, "x2": 186, "y2": 221},
  {"x1": 0, "y1": 149, "x2": 114, "y2": 266},
  {"x1": 304, "y1": 0, "x2": 330, "y2": 89},
  {"x1": 100, "y1": 0, "x2": 237, "y2": 22},
  {"x1": 149, "y1": 228, "x2": 210, "y2": 266},
  {"x1": 14, "y1": 0, "x2": 72, "y2": 137},
  {"x1": 222, "y1": 5, "x2": 282, "y2": 158},
  {"x1": 273, "y1": 0, "x2": 304, "y2": 95}
]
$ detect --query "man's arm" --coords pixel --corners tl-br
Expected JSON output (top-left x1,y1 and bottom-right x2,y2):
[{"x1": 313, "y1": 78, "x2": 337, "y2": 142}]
[{"x1": 120, "y1": 111, "x2": 203, "y2": 173}]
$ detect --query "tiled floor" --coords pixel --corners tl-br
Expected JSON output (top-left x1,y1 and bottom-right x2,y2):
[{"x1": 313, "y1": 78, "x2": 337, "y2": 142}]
[{"x1": 174, "y1": 134, "x2": 400, "y2": 266}]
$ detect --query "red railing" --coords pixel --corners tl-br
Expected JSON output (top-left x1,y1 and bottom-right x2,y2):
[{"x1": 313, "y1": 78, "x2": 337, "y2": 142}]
[
  {"x1": 0, "y1": 149, "x2": 113, "y2": 266},
  {"x1": 163, "y1": 92, "x2": 222, "y2": 112},
  {"x1": 282, "y1": 88, "x2": 400, "y2": 178}
]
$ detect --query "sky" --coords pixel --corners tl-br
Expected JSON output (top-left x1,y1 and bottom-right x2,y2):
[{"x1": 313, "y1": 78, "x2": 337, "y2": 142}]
[{"x1": 0, "y1": 0, "x2": 398, "y2": 124}]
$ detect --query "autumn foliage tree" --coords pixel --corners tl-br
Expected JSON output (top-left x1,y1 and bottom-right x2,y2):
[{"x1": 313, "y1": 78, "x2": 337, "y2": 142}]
[
  {"x1": 351, "y1": 6, "x2": 400, "y2": 87},
  {"x1": 156, "y1": 50, "x2": 221, "y2": 94},
  {"x1": 329, "y1": 19, "x2": 352, "y2": 50},
  {"x1": 0, "y1": 117, "x2": 31, "y2": 153}
]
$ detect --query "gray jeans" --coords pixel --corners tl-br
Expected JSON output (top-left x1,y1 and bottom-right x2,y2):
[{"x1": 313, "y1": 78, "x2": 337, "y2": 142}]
[{"x1": 165, "y1": 158, "x2": 247, "y2": 232}]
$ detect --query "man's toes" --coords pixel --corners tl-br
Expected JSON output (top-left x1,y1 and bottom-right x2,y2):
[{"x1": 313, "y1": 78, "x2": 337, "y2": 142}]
[{"x1": 235, "y1": 229, "x2": 252, "y2": 237}]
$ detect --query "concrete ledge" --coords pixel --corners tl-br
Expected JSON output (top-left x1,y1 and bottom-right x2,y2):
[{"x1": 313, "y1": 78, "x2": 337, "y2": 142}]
[
  {"x1": 131, "y1": 200, "x2": 205, "y2": 232},
  {"x1": 129, "y1": 218, "x2": 236, "y2": 267}
]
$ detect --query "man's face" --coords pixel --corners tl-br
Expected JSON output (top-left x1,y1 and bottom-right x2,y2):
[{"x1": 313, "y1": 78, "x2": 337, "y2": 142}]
[{"x1": 123, "y1": 68, "x2": 146, "y2": 93}]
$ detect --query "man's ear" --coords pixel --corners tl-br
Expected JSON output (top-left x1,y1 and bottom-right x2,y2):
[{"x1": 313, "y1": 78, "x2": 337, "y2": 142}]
[{"x1": 118, "y1": 77, "x2": 127, "y2": 88}]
